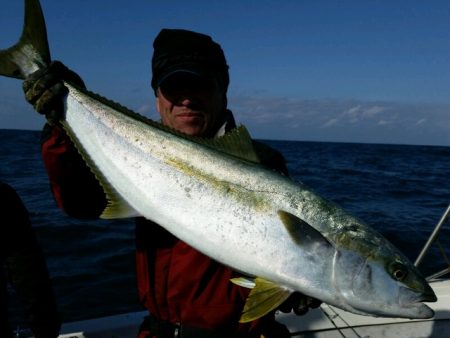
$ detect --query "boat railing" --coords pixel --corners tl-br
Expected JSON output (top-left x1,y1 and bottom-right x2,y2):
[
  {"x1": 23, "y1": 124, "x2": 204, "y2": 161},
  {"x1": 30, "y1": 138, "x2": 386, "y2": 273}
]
[{"x1": 414, "y1": 204, "x2": 450, "y2": 281}]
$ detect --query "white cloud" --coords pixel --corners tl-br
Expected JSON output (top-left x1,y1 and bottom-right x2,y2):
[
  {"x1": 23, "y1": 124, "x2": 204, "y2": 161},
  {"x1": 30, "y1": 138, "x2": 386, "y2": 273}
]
[
  {"x1": 322, "y1": 118, "x2": 339, "y2": 128},
  {"x1": 228, "y1": 94, "x2": 450, "y2": 146},
  {"x1": 377, "y1": 119, "x2": 391, "y2": 126},
  {"x1": 136, "y1": 104, "x2": 152, "y2": 114},
  {"x1": 340, "y1": 104, "x2": 389, "y2": 124},
  {"x1": 415, "y1": 118, "x2": 426, "y2": 126}
]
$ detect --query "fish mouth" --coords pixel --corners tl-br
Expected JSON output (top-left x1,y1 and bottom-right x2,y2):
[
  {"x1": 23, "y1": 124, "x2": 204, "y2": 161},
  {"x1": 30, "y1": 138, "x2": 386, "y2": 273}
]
[
  {"x1": 420, "y1": 290, "x2": 438, "y2": 303},
  {"x1": 399, "y1": 283, "x2": 437, "y2": 304},
  {"x1": 398, "y1": 286, "x2": 437, "y2": 319},
  {"x1": 408, "y1": 303, "x2": 435, "y2": 319},
  {"x1": 418, "y1": 282, "x2": 438, "y2": 303}
]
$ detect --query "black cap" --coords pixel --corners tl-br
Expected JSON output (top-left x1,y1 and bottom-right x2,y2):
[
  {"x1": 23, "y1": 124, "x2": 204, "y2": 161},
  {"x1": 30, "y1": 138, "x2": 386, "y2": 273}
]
[{"x1": 151, "y1": 29, "x2": 229, "y2": 93}]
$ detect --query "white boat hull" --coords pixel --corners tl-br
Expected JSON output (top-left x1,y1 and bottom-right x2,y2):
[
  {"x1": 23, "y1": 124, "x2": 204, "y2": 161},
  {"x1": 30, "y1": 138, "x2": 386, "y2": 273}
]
[{"x1": 52, "y1": 279, "x2": 450, "y2": 338}]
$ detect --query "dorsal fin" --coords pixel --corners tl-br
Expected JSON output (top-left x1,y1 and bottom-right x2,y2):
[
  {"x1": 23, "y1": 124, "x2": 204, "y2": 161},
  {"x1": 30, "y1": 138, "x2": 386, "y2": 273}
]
[
  {"x1": 68, "y1": 85, "x2": 261, "y2": 164},
  {"x1": 197, "y1": 125, "x2": 261, "y2": 164}
]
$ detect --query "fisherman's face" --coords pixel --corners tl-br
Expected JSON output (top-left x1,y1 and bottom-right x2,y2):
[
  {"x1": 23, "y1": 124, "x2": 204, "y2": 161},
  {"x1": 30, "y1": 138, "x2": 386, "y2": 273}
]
[{"x1": 156, "y1": 73, "x2": 226, "y2": 137}]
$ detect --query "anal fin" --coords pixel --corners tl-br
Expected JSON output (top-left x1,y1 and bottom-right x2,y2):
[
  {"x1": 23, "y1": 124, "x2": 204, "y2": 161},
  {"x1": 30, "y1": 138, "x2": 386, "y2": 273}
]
[
  {"x1": 232, "y1": 277, "x2": 293, "y2": 323},
  {"x1": 61, "y1": 122, "x2": 139, "y2": 219}
]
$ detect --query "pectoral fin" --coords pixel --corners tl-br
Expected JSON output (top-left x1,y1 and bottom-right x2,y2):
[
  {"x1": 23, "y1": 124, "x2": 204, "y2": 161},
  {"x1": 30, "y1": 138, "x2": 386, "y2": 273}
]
[
  {"x1": 232, "y1": 277, "x2": 292, "y2": 323},
  {"x1": 278, "y1": 210, "x2": 333, "y2": 249}
]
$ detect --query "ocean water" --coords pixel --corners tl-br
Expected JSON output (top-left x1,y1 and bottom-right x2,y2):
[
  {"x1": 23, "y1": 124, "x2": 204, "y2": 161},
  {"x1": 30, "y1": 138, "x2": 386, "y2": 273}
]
[{"x1": 1, "y1": 129, "x2": 449, "y2": 328}]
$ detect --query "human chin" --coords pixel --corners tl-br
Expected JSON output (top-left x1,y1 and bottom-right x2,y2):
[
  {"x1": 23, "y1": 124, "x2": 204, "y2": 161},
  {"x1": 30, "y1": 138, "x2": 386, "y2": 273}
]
[{"x1": 175, "y1": 119, "x2": 207, "y2": 136}]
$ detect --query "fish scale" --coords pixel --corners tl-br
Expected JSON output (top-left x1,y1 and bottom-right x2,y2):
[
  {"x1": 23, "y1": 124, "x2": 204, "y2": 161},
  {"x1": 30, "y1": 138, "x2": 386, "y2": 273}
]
[{"x1": 0, "y1": 0, "x2": 437, "y2": 323}]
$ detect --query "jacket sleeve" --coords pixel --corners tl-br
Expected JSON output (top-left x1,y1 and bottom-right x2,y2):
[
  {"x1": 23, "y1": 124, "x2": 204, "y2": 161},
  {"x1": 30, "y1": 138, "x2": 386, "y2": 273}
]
[{"x1": 40, "y1": 123, "x2": 107, "y2": 219}]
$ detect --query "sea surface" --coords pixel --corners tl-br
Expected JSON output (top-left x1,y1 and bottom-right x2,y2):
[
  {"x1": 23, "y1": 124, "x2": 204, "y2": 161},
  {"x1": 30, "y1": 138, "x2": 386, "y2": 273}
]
[{"x1": 1, "y1": 128, "x2": 449, "y2": 329}]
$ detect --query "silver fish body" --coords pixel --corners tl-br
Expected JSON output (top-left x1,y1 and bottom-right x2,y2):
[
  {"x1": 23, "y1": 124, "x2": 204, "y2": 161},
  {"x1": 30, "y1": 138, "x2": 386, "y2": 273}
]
[{"x1": 0, "y1": 0, "x2": 437, "y2": 322}]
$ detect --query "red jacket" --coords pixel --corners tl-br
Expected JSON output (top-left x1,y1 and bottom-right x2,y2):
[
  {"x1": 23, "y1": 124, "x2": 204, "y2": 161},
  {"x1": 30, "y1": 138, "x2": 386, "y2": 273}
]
[{"x1": 40, "y1": 122, "x2": 288, "y2": 336}]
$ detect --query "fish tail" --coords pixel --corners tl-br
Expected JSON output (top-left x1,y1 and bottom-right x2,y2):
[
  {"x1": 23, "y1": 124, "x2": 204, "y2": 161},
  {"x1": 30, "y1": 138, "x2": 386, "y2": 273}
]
[{"x1": 0, "y1": 0, "x2": 51, "y2": 79}]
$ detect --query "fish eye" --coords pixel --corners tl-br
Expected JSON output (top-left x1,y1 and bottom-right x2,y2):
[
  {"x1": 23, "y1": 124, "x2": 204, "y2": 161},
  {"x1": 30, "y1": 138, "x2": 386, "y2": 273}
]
[
  {"x1": 393, "y1": 269, "x2": 407, "y2": 281},
  {"x1": 389, "y1": 262, "x2": 408, "y2": 281}
]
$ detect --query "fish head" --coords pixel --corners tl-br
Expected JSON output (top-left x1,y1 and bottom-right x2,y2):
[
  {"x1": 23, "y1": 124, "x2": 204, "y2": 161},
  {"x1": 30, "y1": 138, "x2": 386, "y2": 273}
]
[
  {"x1": 334, "y1": 243, "x2": 437, "y2": 319},
  {"x1": 278, "y1": 209, "x2": 436, "y2": 319}
]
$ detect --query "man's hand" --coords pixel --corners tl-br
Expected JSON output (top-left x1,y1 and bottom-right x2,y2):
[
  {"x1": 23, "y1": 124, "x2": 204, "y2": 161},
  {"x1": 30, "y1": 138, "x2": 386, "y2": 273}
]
[
  {"x1": 279, "y1": 292, "x2": 322, "y2": 316},
  {"x1": 259, "y1": 293, "x2": 321, "y2": 338},
  {"x1": 22, "y1": 61, "x2": 85, "y2": 124}
]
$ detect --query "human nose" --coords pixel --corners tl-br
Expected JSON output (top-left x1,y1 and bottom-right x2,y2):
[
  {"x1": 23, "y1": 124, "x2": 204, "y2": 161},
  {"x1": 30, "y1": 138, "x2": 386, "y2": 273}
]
[
  {"x1": 177, "y1": 97, "x2": 204, "y2": 111},
  {"x1": 178, "y1": 98, "x2": 193, "y2": 106}
]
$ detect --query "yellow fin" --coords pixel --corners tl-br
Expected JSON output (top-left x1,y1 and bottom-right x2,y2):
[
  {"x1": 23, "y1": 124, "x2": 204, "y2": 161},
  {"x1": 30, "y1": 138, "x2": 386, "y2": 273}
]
[
  {"x1": 62, "y1": 123, "x2": 139, "y2": 219},
  {"x1": 100, "y1": 185, "x2": 139, "y2": 219},
  {"x1": 230, "y1": 277, "x2": 256, "y2": 289},
  {"x1": 238, "y1": 277, "x2": 292, "y2": 323},
  {"x1": 199, "y1": 125, "x2": 261, "y2": 164}
]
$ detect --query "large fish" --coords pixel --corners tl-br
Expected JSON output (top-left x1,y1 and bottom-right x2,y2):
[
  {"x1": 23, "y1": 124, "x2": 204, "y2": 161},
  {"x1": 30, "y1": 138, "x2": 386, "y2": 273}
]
[{"x1": 0, "y1": 0, "x2": 436, "y2": 322}]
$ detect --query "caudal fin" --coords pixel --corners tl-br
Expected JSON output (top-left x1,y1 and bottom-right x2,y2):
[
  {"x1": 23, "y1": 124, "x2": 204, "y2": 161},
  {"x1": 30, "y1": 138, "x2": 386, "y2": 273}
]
[{"x1": 0, "y1": 0, "x2": 50, "y2": 79}]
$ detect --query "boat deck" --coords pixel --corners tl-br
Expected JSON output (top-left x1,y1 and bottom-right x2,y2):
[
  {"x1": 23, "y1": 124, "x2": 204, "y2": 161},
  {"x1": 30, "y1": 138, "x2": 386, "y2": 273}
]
[{"x1": 54, "y1": 279, "x2": 450, "y2": 338}]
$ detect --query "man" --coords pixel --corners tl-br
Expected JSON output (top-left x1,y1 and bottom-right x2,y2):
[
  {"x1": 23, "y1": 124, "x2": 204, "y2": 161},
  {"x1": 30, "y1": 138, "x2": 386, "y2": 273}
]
[
  {"x1": 0, "y1": 181, "x2": 60, "y2": 338},
  {"x1": 23, "y1": 28, "x2": 319, "y2": 338}
]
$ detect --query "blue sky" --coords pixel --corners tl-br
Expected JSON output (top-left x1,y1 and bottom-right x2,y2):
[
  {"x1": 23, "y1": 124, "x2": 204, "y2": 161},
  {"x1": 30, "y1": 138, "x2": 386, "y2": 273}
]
[{"x1": 0, "y1": 0, "x2": 449, "y2": 146}]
